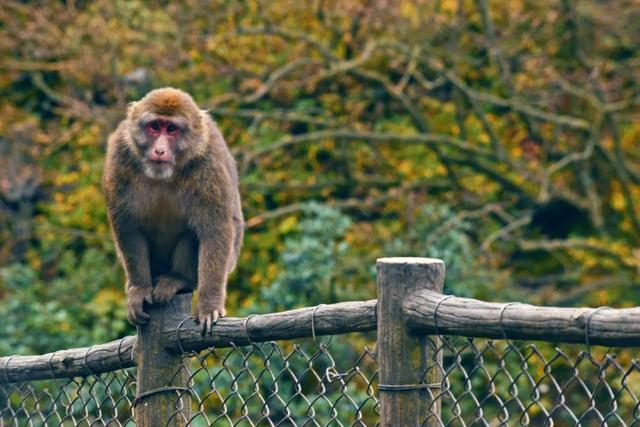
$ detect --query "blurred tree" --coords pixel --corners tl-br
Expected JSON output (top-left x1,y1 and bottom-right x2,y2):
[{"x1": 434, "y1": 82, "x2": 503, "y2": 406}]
[{"x1": 0, "y1": 0, "x2": 638, "y2": 354}]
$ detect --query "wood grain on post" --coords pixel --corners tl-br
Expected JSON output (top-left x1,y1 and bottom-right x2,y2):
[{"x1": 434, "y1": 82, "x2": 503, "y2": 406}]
[
  {"x1": 135, "y1": 293, "x2": 192, "y2": 426},
  {"x1": 377, "y1": 257, "x2": 445, "y2": 427}
]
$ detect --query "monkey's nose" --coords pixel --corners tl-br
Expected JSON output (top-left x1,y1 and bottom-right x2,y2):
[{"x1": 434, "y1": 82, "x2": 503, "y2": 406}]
[{"x1": 155, "y1": 148, "x2": 165, "y2": 156}]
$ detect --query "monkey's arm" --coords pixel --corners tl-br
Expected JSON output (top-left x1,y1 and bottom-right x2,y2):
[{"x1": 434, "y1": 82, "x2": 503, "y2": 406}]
[
  {"x1": 110, "y1": 212, "x2": 153, "y2": 324},
  {"x1": 195, "y1": 218, "x2": 234, "y2": 335}
]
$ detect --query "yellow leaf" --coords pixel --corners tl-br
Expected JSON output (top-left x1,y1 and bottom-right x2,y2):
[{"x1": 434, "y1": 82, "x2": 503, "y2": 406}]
[{"x1": 278, "y1": 215, "x2": 298, "y2": 234}]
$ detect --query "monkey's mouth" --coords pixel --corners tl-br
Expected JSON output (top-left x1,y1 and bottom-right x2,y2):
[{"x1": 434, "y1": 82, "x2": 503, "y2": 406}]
[
  {"x1": 148, "y1": 158, "x2": 175, "y2": 165},
  {"x1": 143, "y1": 161, "x2": 175, "y2": 179}
]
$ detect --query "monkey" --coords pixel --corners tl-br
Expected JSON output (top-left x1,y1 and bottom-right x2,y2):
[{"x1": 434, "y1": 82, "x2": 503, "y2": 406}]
[{"x1": 102, "y1": 87, "x2": 243, "y2": 335}]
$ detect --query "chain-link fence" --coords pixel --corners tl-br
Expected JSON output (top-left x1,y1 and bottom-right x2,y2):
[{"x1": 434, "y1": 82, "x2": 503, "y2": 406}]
[
  {"x1": 1, "y1": 369, "x2": 136, "y2": 425},
  {"x1": 1, "y1": 334, "x2": 379, "y2": 426},
  {"x1": 427, "y1": 337, "x2": 640, "y2": 426},
  {"x1": 3, "y1": 258, "x2": 640, "y2": 426},
  {"x1": 3, "y1": 335, "x2": 640, "y2": 426}
]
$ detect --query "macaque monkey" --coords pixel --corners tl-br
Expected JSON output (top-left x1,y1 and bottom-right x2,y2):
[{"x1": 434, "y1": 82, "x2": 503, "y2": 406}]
[{"x1": 103, "y1": 88, "x2": 243, "y2": 334}]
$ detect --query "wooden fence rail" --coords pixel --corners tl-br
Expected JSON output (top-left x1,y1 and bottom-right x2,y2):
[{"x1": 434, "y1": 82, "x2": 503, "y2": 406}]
[
  {"x1": 0, "y1": 298, "x2": 376, "y2": 383},
  {"x1": 405, "y1": 288, "x2": 640, "y2": 347}
]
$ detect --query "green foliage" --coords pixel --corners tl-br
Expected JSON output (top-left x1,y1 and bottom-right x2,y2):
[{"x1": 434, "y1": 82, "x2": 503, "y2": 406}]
[
  {"x1": 258, "y1": 203, "x2": 352, "y2": 312},
  {"x1": 0, "y1": 248, "x2": 127, "y2": 355}
]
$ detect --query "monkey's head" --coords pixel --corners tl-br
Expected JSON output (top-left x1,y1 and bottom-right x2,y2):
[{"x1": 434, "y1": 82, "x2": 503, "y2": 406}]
[{"x1": 126, "y1": 87, "x2": 209, "y2": 180}]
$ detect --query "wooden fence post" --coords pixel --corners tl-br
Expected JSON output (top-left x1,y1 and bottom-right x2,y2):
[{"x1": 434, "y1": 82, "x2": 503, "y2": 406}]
[
  {"x1": 377, "y1": 257, "x2": 445, "y2": 427},
  {"x1": 135, "y1": 293, "x2": 192, "y2": 426}
]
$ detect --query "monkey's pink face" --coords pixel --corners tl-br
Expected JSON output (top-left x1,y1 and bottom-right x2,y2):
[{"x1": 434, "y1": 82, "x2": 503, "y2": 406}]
[{"x1": 139, "y1": 118, "x2": 185, "y2": 180}]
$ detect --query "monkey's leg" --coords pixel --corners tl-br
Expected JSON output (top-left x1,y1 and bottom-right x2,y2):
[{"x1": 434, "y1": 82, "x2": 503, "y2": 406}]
[
  {"x1": 152, "y1": 274, "x2": 191, "y2": 304},
  {"x1": 196, "y1": 228, "x2": 234, "y2": 335},
  {"x1": 109, "y1": 214, "x2": 153, "y2": 325},
  {"x1": 227, "y1": 214, "x2": 244, "y2": 275},
  {"x1": 152, "y1": 233, "x2": 198, "y2": 304}
]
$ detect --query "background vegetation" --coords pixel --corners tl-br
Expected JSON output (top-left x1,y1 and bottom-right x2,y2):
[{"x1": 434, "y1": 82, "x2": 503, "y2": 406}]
[{"x1": 0, "y1": 0, "x2": 639, "y2": 356}]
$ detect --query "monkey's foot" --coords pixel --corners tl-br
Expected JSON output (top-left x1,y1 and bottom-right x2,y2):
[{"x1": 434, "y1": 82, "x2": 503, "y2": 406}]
[
  {"x1": 195, "y1": 302, "x2": 226, "y2": 335},
  {"x1": 152, "y1": 275, "x2": 187, "y2": 304},
  {"x1": 127, "y1": 286, "x2": 153, "y2": 325}
]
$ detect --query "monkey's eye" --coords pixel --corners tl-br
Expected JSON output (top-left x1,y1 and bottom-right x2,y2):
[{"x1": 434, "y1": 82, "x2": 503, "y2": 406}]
[
  {"x1": 166, "y1": 123, "x2": 178, "y2": 135},
  {"x1": 145, "y1": 121, "x2": 162, "y2": 136}
]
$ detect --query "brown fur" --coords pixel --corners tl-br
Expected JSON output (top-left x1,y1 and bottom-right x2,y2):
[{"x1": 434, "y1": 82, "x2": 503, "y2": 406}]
[{"x1": 103, "y1": 88, "x2": 243, "y2": 332}]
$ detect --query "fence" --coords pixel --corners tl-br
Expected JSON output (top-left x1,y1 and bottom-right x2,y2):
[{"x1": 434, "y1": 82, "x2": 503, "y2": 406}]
[{"x1": 2, "y1": 257, "x2": 640, "y2": 426}]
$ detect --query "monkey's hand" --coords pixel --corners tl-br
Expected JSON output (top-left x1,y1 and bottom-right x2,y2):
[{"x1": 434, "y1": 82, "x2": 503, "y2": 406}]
[
  {"x1": 195, "y1": 299, "x2": 226, "y2": 336},
  {"x1": 152, "y1": 275, "x2": 189, "y2": 304},
  {"x1": 127, "y1": 286, "x2": 153, "y2": 325}
]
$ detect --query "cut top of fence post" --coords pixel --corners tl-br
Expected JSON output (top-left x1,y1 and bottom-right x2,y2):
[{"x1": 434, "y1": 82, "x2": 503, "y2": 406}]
[
  {"x1": 377, "y1": 257, "x2": 445, "y2": 264},
  {"x1": 376, "y1": 257, "x2": 445, "y2": 293}
]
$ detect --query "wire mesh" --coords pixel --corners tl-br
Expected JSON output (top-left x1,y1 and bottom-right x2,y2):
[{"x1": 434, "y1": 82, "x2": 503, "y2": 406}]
[
  {"x1": 171, "y1": 334, "x2": 379, "y2": 426},
  {"x1": 3, "y1": 334, "x2": 640, "y2": 426},
  {"x1": 0, "y1": 369, "x2": 136, "y2": 426},
  {"x1": 425, "y1": 336, "x2": 640, "y2": 426},
  {"x1": 0, "y1": 334, "x2": 379, "y2": 426}
]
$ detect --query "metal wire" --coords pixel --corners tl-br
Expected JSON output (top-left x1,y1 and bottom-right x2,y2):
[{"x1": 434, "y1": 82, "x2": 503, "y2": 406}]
[
  {"x1": 585, "y1": 306, "x2": 611, "y2": 353},
  {"x1": 426, "y1": 335, "x2": 640, "y2": 426},
  {"x1": 498, "y1": 302, "x2": 520, "y2": 341},
  {"x1": 1, "y1": 369, "x2": 137, "y2": 426},
  {"x1": 0, "y1": 335, "x2": 380, "y2": 426},
  {"x1": 5, "y1": 335, "x2": 640, "y2": 425},
  {"x1": 171, "y1": 336, "x2": 380, "y2": 426},
  {"x1": 433, "y1": 295, "x2": 453, "y2": 336}
]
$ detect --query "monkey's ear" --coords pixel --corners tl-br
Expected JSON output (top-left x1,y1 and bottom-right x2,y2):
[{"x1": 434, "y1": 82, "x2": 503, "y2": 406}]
[
  {"x1": 127, "y1": 101, "x2": 139, "y2": 116},
  {"x1": 201, "y1": 109, "x2": 210, "y2": 116}
]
